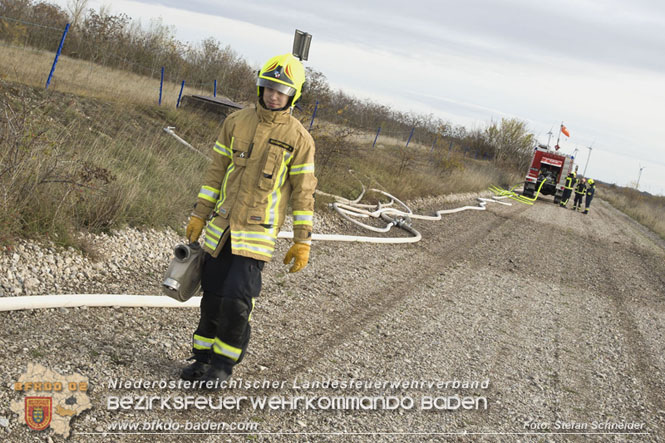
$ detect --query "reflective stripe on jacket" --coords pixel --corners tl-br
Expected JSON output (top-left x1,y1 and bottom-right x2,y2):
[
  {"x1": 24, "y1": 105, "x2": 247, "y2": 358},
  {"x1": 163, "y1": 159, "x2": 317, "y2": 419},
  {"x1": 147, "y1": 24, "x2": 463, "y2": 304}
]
[
  {"x1": 193, "y1": 103, "x2": 317, "y2": 262},
  {"x1": 574, "y1": 182, "x2": 587, "y2": 195}
]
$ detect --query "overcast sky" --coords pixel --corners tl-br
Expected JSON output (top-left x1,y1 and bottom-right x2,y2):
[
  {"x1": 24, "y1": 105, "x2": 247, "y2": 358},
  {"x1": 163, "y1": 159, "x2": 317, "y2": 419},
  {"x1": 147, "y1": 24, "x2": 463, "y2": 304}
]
[{"x1": 51, "y1": 0, "x2": 665, "y2": 194}]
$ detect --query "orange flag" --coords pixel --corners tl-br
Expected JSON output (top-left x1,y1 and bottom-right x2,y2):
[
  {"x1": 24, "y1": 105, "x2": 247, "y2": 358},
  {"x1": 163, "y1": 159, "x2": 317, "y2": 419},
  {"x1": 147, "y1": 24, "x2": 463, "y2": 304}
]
[{"x1": 561, "y1": 124, "x2": 570, "y2": 137}]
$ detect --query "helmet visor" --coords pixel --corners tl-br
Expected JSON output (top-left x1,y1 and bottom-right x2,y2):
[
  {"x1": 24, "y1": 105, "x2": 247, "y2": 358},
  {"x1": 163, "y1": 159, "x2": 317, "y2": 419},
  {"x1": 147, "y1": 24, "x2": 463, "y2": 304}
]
[{"x1": 257, "y1": 77, "x2": 296, "y2": 97}]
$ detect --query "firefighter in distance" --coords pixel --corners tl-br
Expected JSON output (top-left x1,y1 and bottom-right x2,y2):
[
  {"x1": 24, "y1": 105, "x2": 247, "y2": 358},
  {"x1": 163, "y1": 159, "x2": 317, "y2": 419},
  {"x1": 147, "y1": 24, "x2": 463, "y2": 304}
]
[
  {"x1": 572, "y1": 177, "x2": 587, "y2": 212},
  {"x1": 182, "y1": 53, "x2": 317, "y2": 385},
  {"x1": 559, "y1": 171, "x2": 576, "y2": 208},
  {"x1": 584, "y1": 178, "x2": 596, "y2": 214}
]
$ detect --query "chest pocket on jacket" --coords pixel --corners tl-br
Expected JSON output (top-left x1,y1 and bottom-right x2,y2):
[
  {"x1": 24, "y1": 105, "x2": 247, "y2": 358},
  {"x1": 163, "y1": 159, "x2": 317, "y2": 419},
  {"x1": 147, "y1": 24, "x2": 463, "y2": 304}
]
[
  {"x1": 258, "y1": 145, "x2": 283, "y2": 191},
  {"x1": 232, "y1": 139, "x2": 251, "y2": 167}
]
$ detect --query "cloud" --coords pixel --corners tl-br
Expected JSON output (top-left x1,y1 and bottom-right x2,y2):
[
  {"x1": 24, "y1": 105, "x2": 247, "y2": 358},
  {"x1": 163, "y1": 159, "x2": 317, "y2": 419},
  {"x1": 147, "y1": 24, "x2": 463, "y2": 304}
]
[
  {"x1": 45, "y1": 0, "x2": 665, "y2": 194},
  {"x1": 141, "y1": 0, "x2": 665, "y2": 73}
]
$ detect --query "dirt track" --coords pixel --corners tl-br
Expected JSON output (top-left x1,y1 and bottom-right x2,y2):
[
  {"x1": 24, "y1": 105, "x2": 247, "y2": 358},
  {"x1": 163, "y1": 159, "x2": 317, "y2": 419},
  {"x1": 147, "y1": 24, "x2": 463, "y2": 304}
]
[{"x1": 2, "y1": 194, "x2": 665, "y2": 442}]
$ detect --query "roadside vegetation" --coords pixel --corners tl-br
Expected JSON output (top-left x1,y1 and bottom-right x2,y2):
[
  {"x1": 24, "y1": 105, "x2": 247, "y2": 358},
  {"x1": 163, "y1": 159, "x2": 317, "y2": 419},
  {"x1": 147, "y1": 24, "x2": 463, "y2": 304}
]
[
  {"x1": 0, "y1": 80, "x2": 216, "y2": 248},
  {"x1": 7, "y1": 0, "x2": 659, "y2": 249},
  {"x1": 0, "y1": 1, "x2": 535, "y2": 169},
  {"x1": 0, "y1": 78, "x2": 520, "y2": 250},
  {"x1": 598, "y1": 184, "x2": 665, "y2": 240}
]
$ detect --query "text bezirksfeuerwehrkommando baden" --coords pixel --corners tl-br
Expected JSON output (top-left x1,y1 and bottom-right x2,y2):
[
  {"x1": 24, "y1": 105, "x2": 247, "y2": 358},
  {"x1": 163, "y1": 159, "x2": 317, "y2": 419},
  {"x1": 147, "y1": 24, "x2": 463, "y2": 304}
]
[
  {"x1": 107, "y1": 394, "x2": 488, "y2": 411},
  {"x1": 106, "y1": 377, "x2": 490, "y2": 411}
]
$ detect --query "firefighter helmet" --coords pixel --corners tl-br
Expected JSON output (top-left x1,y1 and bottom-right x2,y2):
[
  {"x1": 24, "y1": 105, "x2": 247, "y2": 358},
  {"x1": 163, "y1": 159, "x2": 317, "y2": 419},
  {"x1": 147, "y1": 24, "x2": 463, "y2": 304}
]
[
  {"x1": 257, "y1": 54, "x2": 305, "y2": 108},
  {"x1": 587, "y1": 178, "x2": 594, "y2": 185}
]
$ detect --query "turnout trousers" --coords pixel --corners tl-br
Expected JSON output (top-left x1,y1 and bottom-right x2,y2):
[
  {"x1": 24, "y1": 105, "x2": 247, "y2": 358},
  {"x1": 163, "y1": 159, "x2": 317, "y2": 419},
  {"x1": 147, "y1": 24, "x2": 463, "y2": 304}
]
[
  {"x1": 584, "y1": 194, "x2": 594, "y2": 213},
  {"x1": 191, "y1": 239, "x2": 264, "y2": 372},
  {"x1": 560, "y1": 188, "x2": 573, "y2": 207},
  {"x1": 573, "y1": 193, "x2": 584, "y2": 210}
]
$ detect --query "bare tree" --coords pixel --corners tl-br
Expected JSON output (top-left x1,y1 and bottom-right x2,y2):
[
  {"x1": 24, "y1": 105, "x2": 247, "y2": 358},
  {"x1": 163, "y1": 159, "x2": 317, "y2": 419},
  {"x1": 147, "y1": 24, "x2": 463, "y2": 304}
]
[{"x1": 66, "y1": 0, "x2": 89, "y2": 29}]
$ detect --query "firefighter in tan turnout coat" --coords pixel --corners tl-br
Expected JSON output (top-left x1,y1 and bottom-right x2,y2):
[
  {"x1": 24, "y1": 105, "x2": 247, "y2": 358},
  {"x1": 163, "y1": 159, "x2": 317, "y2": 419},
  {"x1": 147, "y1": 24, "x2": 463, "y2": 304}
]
[{"x1": 182, "y1": 53, "x2": 317, "y2": 384}]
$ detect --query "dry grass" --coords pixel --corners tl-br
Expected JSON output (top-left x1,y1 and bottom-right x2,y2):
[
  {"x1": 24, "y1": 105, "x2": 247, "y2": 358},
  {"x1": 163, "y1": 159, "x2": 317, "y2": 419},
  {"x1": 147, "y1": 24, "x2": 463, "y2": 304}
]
[
  {"x1": 312, "y1": 124, "x2": 519, "y2": 207},
  {"x1": 309, "y1": 118, "x2": 441, "y2": 153},
  {"x1": 1, "y1": 44, "x2": 519, "y2": 248},
  {"x1": 0, "y1": 79, "x2": 219, "y2": 247},
  {"x1": 0, "y1": 43, "x2": 210, "y2": 107},
  {"x1": 599, "y1": 184, "x2": 665, "y2": 239}
]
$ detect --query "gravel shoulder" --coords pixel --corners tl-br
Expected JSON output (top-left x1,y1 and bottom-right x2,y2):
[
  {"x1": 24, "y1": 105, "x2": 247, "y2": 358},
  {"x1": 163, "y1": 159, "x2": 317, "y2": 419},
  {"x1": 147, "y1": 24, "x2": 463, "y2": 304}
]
[{"x1": 1, "y1": 194, "x2": 664, "y2": 442}]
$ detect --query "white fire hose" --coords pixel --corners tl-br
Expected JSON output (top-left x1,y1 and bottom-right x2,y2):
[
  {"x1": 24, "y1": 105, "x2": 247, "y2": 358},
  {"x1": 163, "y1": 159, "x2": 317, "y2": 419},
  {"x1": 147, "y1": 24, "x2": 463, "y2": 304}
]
[
  {"x1": 0, "y1": 129, "x2": 512, "y2": 311},
  {"x1": 0, "y1": 294, "x2": 202, "y2": 311}
]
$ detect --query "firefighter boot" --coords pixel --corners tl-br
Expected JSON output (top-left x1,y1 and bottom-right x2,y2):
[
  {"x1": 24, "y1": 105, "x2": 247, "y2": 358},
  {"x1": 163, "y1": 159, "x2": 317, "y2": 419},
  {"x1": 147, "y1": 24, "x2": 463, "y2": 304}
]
[
  {"x1": 180, "y1": 350, "x2": 210, "y2": 381},
  {"x1": 199, "y1": 364, "x2": 232, "y2": 388}
]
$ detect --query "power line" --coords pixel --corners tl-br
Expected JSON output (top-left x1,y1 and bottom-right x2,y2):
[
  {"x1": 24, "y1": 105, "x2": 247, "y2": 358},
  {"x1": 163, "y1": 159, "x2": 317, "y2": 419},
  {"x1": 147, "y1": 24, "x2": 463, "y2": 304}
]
[{"x1": 0, "y1": 14, "x2": 65, "y2": 32}]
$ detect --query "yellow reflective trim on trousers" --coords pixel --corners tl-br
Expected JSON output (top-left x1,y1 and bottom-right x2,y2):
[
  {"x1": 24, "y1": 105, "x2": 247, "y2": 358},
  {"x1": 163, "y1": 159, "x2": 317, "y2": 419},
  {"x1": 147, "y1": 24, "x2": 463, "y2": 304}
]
[
  {"x1": 193, "y1": 334, "x2": 214, "y2": 350},
  {"x1": 248, "y1": 298, "x2": 255, "y2": 322},
  {"x1": 293, "y1": 220, "x2": 313, "y2": 226},
  {"x1": 213, "y1": 338, "x2": 241, "y2": 361},
  {"x1": 293, "y1": 210, "x2": 313, "y2": 216},
  {"x1": 213, "y1": 141, "x2": 232, "y2": 159}
]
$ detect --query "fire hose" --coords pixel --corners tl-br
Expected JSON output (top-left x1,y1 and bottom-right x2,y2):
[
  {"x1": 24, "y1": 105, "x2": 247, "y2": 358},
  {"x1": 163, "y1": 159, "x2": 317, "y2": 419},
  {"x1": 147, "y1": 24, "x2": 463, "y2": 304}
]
[{"x1": 0, "y1": 128, "x2": 516, "y2": 311}]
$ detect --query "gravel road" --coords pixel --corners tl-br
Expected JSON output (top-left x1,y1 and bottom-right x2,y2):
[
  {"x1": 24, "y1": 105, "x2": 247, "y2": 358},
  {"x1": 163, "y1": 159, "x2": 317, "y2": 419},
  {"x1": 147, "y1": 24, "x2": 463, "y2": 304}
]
[{"x1": 1, "y1": 193, "x2": 664, "y2": 442}]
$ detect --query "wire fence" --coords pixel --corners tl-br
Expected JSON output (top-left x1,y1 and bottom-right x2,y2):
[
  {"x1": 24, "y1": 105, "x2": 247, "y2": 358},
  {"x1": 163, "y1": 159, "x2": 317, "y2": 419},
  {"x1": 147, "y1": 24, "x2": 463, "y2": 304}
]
[{"x1": 0, "y1": 13, "x2": 498, "y2": 160}]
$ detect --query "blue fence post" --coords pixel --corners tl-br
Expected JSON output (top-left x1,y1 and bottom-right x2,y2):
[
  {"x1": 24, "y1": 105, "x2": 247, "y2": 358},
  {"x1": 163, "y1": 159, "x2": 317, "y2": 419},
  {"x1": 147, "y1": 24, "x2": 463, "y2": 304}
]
[
  {"x1": 405, "y1": 126, "x2": 415, "y2": 148},
  {"x1": 176, "y1": 80, "x2": 185, "y2": 108},
  {"x1": 372, "y1": 127, "x2": 382, "y2": 148},
  {"x1": 308, "y1": 100, "x2": 319, "y2": 131},
  {"x1": 45, "y1": 23, "x2": 70, "y2": 90},
  {"x1": 159, "y1": 67, "x2": 164, "y2": 105},
  {"x1": 214, "y1": 79, "x2": 217, "y2": 97}
]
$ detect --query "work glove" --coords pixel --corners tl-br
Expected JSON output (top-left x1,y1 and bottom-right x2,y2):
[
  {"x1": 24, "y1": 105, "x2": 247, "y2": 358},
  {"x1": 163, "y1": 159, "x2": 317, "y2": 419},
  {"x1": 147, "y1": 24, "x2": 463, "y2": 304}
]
[
  {"x1": 283, "y1": 242, "x2": 310, "y2": 273},
  {"x1": 185, "y1": 215, "x2": 205, "y2": 243}
]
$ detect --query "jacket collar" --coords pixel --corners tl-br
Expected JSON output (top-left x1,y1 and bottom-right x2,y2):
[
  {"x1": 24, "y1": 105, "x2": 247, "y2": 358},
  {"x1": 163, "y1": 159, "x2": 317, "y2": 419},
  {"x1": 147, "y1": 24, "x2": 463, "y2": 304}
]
[{"x1": 255, "y1": 101, "x2": 291, "y2": 124}]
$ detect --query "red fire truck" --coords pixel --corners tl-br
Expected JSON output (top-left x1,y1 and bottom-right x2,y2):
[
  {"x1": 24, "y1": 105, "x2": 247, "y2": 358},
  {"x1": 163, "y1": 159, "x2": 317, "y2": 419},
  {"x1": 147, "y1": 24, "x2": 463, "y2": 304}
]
[{"x1": 522, "y1": 144, "x2": 575, "y2": 203}]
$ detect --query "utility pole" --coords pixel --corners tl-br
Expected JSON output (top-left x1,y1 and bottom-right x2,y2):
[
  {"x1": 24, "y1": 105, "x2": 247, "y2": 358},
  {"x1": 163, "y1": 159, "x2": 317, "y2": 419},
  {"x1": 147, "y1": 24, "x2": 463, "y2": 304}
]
[
  {"x1": 636, "y1": 165, "x2": 645, "y2": 190},
  {"x1": 583, "y1": 145, "x2": 593, "y2": 176}
]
